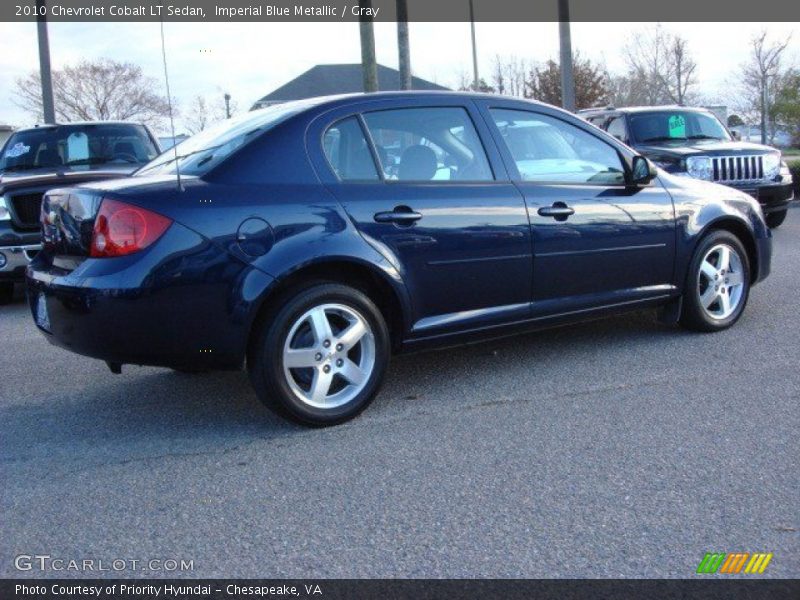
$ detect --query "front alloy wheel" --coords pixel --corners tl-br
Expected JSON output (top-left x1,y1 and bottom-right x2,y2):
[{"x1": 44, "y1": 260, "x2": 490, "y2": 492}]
[
  {"x1": 697, "y1": 244, "x2": 746, "y2": 320},
  {"x1": 249, "y1": 283, "x2": 390, "y2": 426},
  {"x1": 680, "y1": 230, "x2": 750, "y2": 332}
]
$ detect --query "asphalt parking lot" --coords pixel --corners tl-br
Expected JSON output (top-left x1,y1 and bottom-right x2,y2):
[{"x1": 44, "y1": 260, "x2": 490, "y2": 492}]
[{"x1": 1, "y1": 208, "x2": 798, "y2": 579}]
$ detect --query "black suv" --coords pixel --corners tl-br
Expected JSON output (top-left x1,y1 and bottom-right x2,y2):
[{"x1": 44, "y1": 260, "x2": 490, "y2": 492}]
[
  {"x1": 579, "y1": 106, "x2": 795, "y2": 228},
  {"x1": 0, "y1": 121, "x2": 161, "y2": 303}
]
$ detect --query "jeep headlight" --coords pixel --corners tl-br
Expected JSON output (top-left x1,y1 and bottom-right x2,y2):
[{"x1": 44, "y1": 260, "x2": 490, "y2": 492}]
[
  {"x1": 779, "y1": 160, "x2": 793, "y2": 183},
  {"x1": 0, "y1": 195, "x2": 10, "y2": 221},
  {"x1": 763, "y1": 152, "x2": 781, "y2": 179},
  {"x1": 686, "y1": 156, "x2": 713, "y2": 180}
]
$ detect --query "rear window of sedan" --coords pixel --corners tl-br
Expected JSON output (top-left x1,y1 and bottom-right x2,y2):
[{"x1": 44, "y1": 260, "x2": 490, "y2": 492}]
[{"x1": 136, "y1": 100, "x2": 316, "y2": 177}]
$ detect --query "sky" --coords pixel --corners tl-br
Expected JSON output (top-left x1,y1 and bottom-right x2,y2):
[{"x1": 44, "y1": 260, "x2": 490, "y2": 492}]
[{"x1": 0, "y1": 21, "x2": 797, "y2": 134}]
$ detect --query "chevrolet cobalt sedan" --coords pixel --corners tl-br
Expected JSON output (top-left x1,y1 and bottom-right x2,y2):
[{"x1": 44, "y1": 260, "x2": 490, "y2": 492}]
[{"x1": 27, "y1": 93, "x2": 772, "y2": 426}]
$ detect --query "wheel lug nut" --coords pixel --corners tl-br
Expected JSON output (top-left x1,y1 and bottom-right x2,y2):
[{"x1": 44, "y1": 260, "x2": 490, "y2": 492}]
[
  {"x1": 323, "y1": 340, "x2": 331, "y2": 348},
  {"x1": 336, "y1": 343, "x2": 343, "y2": 351},
  {"x1": 323, "y1": 365, "x2": 331, "y2": 373},
  {"x1": 314, "y1": 353, "x2": 322, "y2": 361},
  {"x1": 336, "y1": 358, "x2": 343, "y2": 367}
]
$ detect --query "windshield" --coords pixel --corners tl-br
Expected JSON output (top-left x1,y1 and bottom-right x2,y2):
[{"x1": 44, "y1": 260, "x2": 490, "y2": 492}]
[
  {"x1": 629, "y1": 111, "x2": 731, "y2": 144},
  {"x1": 0, "y1": 123, "x2": 159, "y2": 173},
  {"x1": 136, "y1": 101, "x2": 312, "y2": 177}
]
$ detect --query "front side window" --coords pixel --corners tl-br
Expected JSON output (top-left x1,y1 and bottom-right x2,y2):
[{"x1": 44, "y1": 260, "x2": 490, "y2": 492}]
[
  {"x1": 323, "y1": 117, "x2": 379, "y2": 181},
  {"x1": 490, "y1": 109, "x2": 626, "y2": 185},
  {"x1": 628, "y1": 110, "x2": 731, "y2": 143},
  {"x1": 362, "y1": 107, "x2": 493, "y2": 182}
]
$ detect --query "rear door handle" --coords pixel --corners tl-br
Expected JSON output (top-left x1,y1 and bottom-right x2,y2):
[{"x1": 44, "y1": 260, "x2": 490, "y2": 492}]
[
  {"x1": 374, "y1": 206, "x2": 423, "y2": 225},
  {"x1": 537, "y1": 203, "x2": 575, "y2": 221}
]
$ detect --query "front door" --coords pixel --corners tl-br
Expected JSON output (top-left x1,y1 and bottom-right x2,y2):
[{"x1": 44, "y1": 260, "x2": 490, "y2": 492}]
[
  {"x1": 313, "y1": 103, "x2": 532, "y2": 335},
  {"x1": 481, "y1": 105, "x2": 676, "y2": 316}
]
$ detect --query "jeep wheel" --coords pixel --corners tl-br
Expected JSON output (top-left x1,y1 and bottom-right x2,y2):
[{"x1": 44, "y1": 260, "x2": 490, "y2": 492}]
[
  {"x1": 765, "y1": 209, "x2": 788, "y2": 229},
  {"x1": 0, "y1": 282, "x2": 13, "y2": 305}
]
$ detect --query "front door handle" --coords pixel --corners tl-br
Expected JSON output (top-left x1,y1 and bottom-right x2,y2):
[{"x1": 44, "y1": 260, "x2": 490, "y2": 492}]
[
  {"x1": 537, "y1": 202, "x2": 575, "y2": 221},
  {"x1": 374, "y1": 206, "x2": 423, "y2": 225}
]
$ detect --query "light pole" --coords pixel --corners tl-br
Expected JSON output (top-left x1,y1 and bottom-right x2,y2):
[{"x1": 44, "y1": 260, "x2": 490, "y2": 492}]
[
  {"x1": 359, "y1": 0, "x2": 378, "y2": 93},
  {"x1": 224, "y1": 93, "x2": 231, "y2": 119},
  {"x1": 36, "y1": 0, "x2": 55, "y2": 123},
  {"x1": 469, "y1": 0, "x2": 479, "y2": 91},
  {"x1": 558, "y1": 0, "x2": 576, "y2": 111},
  {"x1": 397, "y1": 0, "x2": 412, "y2": 90}
]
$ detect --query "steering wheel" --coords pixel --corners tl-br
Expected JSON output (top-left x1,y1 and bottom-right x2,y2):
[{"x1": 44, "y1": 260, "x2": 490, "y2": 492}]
[{"x1": 111, "y1": 153, "x2": 139, "y2": 164}]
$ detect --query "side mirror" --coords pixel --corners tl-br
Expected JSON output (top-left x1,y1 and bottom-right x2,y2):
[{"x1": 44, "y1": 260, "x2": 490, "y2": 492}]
[
  {"x1": 731, "y1": 130, "x2": 742, "y2": 141},
  {"x1": 631, "y1": 155, "x2": 657, "y2": 184}
]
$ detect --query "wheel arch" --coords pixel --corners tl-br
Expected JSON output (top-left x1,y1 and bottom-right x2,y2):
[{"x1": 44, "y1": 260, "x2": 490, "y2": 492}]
[
  {"x1": 245, "y1": 257, "x2": 410, "y2": 363},
  {"x1": 699, "y1": 217, "x2": 759, "y2": 283}
]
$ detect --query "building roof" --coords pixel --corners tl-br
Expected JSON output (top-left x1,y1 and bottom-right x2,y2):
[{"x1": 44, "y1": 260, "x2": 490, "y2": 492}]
[{"x1": 251, "y1": 64, "x2": 449, "y2": 109}]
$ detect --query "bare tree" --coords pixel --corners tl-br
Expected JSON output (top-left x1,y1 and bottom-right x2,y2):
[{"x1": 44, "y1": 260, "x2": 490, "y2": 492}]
[
  {"x1": 184, "y1": 93, "x2": 239, "y2": 134},
  {"x1": 184, "y1": 95, "x2": 210, "y2": 134},
  {"x1": 13, "y1": 58, "x2": 172, "y2": 127},
  {"x1": 527, "y1": 54, "x2": 610, "y2": 109},
  {"x1": 623, "y1": 25, "x2": 698, "y2": 105},
  {"x1": 739, "y1": 31, "x2": 793, "y2": 143},
  {"x1": 491, "y1": 55, "x2": 529, "y2": 97}
]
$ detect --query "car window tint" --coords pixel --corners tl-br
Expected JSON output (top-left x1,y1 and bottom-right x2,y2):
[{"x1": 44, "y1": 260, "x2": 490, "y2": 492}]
[
  {"x1": 323, "y1": 117, "x2": 379, "y2": 181},
  {"x1": 490, "y1": 109, "x2": 626, "y2": 185},
  {"x1": 362, "y1": 107, "x2": 493, "y2": 182}
]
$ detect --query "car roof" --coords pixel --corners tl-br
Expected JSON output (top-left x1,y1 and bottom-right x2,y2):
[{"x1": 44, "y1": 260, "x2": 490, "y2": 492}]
[
  {"x1": 580, "y1": 105, "x2": 714, "y2": 116},
  {"x1": 256, "y1": 90, "x2": 558, "y2": 115}
]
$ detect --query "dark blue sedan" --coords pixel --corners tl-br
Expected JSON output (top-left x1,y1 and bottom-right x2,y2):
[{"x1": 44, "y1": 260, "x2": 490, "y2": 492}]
[{"x1": 27, "y1": 93, "x2": 772, "y2": 426}]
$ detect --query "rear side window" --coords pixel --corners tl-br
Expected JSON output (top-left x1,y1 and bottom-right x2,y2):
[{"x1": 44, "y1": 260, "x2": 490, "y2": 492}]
[
  {"x1": 490, "y1": 109, "x2": 626, "y2": 185},
  {"x1": 323, "y1": 117, "x2": 379, "y2": 181},
  {"x1": 362, "y1": 107, "x2": 493, "y2": 182}
]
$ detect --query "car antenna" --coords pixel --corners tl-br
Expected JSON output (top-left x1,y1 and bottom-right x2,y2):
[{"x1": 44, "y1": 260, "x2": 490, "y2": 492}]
[{"x1": 159, "y1": 18, "x2": 183, "y2": 192}]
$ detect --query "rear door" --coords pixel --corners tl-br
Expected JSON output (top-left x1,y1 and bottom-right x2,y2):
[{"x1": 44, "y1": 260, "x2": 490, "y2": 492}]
[
  {"x1": 477, "y1": 101, "x2": 676, "y2": 316},
  {"x1": 308, "y1": 98, "x2": 532, "y2": 336}
]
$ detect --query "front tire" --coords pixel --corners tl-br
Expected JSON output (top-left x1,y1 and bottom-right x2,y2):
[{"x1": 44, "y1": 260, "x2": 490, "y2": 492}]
[
  {"x1": 765, "y1": 209, "x2": 788, "y2": 229},
  {"x1": 680, "y1": 230, "x2": 750, "y2": 332},
  {"x1": 248, "y1": 283, "x2": 390, "y2": 426}
]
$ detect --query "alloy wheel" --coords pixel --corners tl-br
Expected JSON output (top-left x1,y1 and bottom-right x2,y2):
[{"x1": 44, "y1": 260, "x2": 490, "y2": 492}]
[
  {"x1": 282, "y1": 303, "x2": 376, "y2": 409},
  {"x1": 696, "y1": 243, "x2": 745, "y2": 320}
]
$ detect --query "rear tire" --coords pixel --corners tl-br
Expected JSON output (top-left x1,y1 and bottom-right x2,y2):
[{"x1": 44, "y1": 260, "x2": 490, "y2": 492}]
[
  {"x1": 765, "y1": 209, "x2": 788, "y2": 229},
  {"x1": 0, "y1": 282, "x2": 13, "y2": 305},
  {"x1": 248, "y1": 282, "x2": 390, "y2": 427},
  {"x1": 680, "y1": 230, "x2": 750, "y2": 332}
]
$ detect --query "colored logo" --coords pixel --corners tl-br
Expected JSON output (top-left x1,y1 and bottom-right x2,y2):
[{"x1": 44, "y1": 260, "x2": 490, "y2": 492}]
[{"x1": 696, "y1": 552, "x2": 773, "y2": 574}]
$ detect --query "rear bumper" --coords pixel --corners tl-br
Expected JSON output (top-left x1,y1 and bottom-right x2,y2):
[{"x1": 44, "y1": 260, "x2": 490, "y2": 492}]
[{"x1": 25, "y1": 224, "x2": 274, "y2": 371}]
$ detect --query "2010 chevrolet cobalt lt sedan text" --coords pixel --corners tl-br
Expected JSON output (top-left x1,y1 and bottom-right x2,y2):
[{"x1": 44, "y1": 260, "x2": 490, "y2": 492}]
[{"x1": 26, "y1": 93, "x2": 772, "y2": 426}]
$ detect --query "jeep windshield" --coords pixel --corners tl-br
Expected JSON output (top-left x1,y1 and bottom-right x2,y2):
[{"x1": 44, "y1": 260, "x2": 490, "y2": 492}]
[
  {"x1": 0, "y1": 123, "x2": 159, "y2": 174},
  {"x1": 629, "y1": 111, "x2": 731, "y2": 144}
]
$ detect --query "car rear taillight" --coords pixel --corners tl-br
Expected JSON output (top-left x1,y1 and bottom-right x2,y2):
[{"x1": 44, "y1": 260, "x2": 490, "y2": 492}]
[{"x1": 90, "y1": 198, "x2": 172, "y2": 258}]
